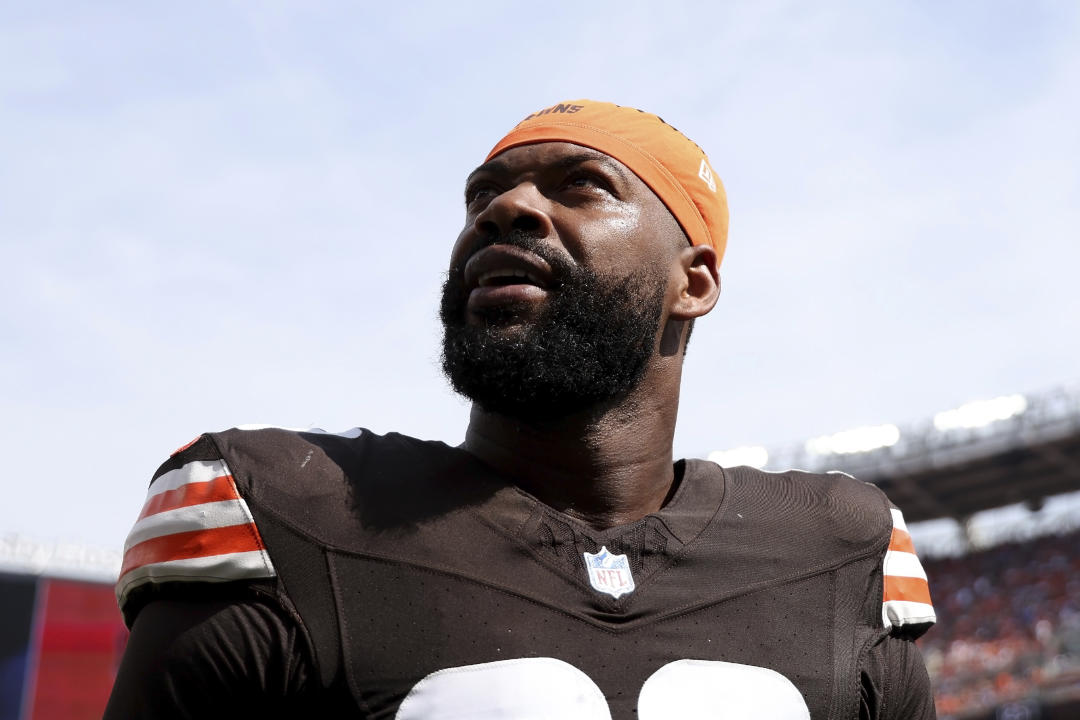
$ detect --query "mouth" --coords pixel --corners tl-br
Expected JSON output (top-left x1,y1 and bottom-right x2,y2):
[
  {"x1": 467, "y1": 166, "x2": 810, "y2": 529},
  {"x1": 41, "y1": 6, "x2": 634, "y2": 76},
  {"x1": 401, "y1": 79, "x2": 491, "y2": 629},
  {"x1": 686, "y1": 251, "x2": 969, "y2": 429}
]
[
  {"x1": 476, "y1": 268, "x2": 547, "y2": 288},
  {"x1": 462, "y1": 245, "x2": 556, "y2": 314}
]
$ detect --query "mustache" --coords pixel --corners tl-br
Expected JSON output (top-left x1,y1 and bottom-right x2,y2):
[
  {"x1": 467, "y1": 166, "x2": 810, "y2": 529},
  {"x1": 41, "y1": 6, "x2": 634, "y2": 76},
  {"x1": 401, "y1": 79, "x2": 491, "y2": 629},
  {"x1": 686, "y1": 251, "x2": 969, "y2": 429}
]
[
  {"x1": 440, "y1": 230, "x2": 580, "y2": 328},
  {"x1": 453, "y1": 229, "x2": 575, "y2": 281}
]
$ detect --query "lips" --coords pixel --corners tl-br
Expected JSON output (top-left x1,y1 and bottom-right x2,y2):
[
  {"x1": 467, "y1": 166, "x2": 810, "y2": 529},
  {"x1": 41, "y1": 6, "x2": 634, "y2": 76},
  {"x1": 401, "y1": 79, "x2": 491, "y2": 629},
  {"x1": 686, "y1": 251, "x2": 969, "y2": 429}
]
[
  {"x1": 462, "y1": 245, "x2": 555, "y2": 313},
  {"x1": 477, "y1": 268, "x2": 546, "y2": 287}
]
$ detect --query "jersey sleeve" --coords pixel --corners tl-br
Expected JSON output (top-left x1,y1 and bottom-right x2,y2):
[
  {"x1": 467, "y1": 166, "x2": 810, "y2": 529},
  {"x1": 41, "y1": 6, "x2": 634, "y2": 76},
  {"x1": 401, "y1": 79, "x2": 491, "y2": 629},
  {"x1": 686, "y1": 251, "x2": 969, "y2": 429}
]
[
  {"x1": 881, "y1": 505, "x2": 936, "y2": 638},
  {"x1": 103, "y1": 597, "x2": 317, "y2": 719},
  {"x1": 115, "y1": 434, "x2": 277, "y2": 627},
  {"x1": 860, "y1": 632, "x2": 937, "y2": 720}
]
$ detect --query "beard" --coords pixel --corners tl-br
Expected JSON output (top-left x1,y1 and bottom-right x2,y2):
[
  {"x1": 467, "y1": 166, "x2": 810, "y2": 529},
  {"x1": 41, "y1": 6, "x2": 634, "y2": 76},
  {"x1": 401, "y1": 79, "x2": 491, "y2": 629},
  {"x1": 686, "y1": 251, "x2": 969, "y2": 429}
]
[{"x1": 440, "y1": 233, "x2": 667, "y2": 423}]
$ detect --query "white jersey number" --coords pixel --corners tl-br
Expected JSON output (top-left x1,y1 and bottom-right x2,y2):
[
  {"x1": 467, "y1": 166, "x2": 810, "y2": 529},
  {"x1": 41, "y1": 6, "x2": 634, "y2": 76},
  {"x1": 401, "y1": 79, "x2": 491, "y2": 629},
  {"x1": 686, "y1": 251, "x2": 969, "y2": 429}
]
[{"x1": 396, "y1": 657, "x2": 811, "y2": 719}]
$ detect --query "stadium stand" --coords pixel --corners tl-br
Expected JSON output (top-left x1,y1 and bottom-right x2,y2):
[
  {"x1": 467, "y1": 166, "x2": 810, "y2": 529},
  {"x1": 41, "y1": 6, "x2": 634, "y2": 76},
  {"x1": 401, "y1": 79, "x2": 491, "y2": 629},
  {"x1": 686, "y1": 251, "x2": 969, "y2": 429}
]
[{"x1": 920, "y1": 529, "x2": 1080, "y2": 719}]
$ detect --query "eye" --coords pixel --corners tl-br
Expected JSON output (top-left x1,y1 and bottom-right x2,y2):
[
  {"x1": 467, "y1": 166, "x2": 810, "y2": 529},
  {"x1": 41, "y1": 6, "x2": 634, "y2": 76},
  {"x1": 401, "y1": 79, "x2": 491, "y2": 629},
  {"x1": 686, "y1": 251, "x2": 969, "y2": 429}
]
[
  {"x1": 465, "y1": 183, "x2": 498, "y2": 209},
  {"x1": 561, "y1": 171, "x2": 614, "y2": 196}
]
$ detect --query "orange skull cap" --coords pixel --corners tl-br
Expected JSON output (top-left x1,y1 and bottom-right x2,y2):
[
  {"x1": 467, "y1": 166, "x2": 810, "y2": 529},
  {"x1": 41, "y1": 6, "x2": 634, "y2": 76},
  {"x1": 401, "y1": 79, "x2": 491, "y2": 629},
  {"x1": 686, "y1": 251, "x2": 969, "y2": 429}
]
[{"x1": 487, "y1": 100, "x2": 729, "y2": 266}]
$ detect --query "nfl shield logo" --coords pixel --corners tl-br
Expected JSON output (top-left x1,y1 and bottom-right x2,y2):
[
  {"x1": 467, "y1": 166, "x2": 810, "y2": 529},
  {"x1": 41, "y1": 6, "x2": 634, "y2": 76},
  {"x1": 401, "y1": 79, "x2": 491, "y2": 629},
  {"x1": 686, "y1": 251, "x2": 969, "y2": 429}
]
[{"x1": 583, "y1": 546, "x2": 635, "y2": 599}]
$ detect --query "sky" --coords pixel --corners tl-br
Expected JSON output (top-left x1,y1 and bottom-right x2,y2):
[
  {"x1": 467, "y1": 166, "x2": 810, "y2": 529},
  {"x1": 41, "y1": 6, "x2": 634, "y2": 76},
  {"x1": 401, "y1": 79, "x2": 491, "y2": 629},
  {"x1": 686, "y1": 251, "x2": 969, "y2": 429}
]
[{"x1": 2, "y1": 1, "x2": 1078, "y2": 553}]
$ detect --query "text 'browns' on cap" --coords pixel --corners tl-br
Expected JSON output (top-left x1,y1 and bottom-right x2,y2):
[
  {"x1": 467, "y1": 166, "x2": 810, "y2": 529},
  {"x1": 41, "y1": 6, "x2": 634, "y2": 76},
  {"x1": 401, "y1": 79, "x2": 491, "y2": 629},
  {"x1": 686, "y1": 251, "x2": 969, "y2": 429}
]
[{"x1": 487, "y1": 100, "x2": 729, "y2": 266}]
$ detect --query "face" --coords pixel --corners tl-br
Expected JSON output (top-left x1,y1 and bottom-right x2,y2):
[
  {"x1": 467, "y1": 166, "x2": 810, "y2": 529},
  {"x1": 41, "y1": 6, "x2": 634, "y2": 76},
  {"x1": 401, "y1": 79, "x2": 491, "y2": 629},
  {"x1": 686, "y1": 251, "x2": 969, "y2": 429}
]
[{"x1": 440, "y1": 142, "x2": 685, "y2": 421}]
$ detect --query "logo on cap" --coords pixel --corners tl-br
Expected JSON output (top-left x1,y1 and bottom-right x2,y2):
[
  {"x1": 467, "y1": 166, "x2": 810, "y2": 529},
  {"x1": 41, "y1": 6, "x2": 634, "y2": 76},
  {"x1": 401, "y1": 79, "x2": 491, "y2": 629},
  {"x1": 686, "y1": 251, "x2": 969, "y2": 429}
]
[
  {"x1": 583, "y1": 546, "x2": 635, "y2": 599},
  {"x1": 698, "y1": 158, "x2": 717, "y2": 193}
]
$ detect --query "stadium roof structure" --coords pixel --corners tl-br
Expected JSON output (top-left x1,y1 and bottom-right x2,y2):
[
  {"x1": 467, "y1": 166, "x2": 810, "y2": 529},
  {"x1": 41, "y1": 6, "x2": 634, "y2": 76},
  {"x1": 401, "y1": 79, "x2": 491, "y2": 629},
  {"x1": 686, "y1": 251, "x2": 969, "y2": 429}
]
[{"x1": 710, "y1": 385, "x2": 1080, "y2": 525}]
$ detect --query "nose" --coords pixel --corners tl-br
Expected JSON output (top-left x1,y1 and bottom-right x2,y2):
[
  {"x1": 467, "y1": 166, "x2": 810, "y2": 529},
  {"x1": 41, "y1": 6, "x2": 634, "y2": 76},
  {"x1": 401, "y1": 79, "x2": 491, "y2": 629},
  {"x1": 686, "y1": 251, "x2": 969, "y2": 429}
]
[{"x1": 472, "y1": 182, "x2": 552, "y2": 241}]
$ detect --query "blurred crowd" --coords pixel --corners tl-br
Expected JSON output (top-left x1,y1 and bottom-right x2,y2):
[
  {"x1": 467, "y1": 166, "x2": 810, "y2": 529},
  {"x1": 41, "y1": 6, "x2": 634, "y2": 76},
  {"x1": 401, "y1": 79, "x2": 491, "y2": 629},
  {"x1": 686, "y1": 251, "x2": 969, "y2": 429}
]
[{"x1": 918, "y1": 529, "x2": 1080, "y2": 718}]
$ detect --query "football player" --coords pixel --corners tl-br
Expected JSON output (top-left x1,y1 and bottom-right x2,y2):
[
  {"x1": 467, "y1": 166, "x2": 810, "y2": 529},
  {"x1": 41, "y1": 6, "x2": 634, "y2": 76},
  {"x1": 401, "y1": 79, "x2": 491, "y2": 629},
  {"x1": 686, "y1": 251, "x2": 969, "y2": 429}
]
[{"x1": 106, "y1": 100, "x2": 937, "y2": 719}]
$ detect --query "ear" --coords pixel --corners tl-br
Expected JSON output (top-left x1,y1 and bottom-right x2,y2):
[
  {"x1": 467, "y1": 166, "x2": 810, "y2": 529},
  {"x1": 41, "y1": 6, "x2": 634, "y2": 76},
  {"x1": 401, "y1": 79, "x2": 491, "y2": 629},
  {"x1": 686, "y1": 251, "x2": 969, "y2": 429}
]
[{"x1": 669, "y1": 244, "x2": 720, "y2": 320}]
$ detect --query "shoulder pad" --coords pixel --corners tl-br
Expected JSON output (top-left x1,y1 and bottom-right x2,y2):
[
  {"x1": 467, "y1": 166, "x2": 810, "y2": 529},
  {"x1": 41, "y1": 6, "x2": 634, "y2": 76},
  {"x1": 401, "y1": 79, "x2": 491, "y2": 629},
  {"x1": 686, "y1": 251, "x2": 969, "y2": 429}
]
[
  {"x1": 722, "y1": 466, "x2": 936, "y2": 637},
  {"x1": 115, "y1": 434, "x2": 276, "y2": 625},
  {"x1": 882, "y1": 505, "x2": 936, "y2": 638},
  {"x1": 725, "y1": 466, "x2": 893, "y2": 549}
]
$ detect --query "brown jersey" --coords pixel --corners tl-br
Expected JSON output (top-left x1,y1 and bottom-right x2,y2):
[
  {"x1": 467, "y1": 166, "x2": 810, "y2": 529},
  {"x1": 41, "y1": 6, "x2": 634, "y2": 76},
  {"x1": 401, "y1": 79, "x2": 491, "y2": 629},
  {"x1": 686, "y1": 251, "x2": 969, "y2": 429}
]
[{"x1": 111, "y1": 427, "x2": 936, "y2": 719}]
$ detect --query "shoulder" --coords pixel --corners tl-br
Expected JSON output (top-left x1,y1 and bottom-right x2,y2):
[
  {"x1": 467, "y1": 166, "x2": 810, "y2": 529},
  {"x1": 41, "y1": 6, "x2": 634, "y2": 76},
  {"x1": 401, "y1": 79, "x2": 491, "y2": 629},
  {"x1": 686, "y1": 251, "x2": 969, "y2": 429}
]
[
  {"x1": 708, "y1": 463, "x2": 936, "y2": 638},
  {"x1": 209, "y1": 424, "x2": 452, "y2": 498},
  {"x1": 210, "y1": 425, "x2": 468, "y2": 535},
  {"x1": 718, "y1": 464, "x2": 894, "y2": 548},
  {"x1": 116, "y1": 425, "x2": 451, "y2": 625}
]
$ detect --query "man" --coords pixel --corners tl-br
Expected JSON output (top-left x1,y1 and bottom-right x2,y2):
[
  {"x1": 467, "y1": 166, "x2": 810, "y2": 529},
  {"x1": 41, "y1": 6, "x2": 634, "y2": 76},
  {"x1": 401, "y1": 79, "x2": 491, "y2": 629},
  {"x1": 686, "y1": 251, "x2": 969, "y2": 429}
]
[{"x1": 106, "y1": 100, "x2": 937, "y2": 719}]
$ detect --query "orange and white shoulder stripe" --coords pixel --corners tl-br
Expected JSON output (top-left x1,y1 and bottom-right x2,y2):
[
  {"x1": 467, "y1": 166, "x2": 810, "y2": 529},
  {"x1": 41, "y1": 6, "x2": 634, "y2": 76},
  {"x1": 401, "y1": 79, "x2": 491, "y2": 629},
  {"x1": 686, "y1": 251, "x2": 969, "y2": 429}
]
[
  {"x1": 116, "y1": 458, "x2": 275, "y2": 608},
  {"x1": 882, "y1": 507, "x2": 935, "y2": 631}
]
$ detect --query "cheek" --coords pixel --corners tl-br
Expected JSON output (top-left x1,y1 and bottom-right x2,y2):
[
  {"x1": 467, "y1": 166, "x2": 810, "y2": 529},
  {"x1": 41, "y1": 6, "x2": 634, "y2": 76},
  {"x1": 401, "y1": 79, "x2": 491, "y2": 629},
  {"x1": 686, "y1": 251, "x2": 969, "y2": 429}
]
[
  {"x1": 568, "y1": 203, "x2": 648, "y2": 267},
  {"x1": 448, "y1": 227, "x2": 473, "y2": 272},
  {"x1": 605, "y1": 202, "x2": 644, "y2": 240}
]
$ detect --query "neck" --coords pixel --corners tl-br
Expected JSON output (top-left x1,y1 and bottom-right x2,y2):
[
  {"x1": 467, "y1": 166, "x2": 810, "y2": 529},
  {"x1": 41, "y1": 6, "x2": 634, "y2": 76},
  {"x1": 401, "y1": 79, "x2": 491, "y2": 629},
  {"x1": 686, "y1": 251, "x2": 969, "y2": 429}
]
[{"x1": 461, "y1": 376, "x2": 682, "y2": 530}]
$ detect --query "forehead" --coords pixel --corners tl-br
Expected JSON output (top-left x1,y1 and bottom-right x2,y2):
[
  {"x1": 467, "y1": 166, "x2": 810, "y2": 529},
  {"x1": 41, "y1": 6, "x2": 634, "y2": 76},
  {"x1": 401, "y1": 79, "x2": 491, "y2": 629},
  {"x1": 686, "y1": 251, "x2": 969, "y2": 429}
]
[{"x1": 469, "y1": 142, "x2": 641, "y2": 188}]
